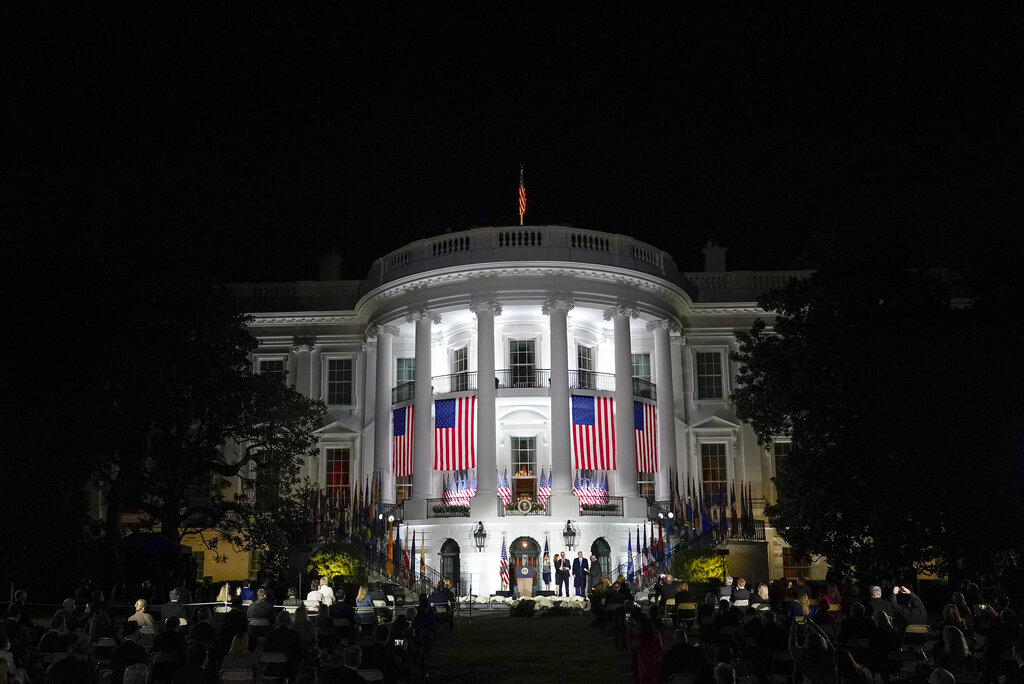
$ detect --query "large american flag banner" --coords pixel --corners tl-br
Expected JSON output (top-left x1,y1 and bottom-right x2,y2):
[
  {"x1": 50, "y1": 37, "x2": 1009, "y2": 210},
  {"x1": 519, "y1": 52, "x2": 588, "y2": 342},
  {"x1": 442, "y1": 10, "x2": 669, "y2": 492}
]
[
  {"x1": 634, "y1": 401, "x2": 658, "y2": 473},
  {"x1": 392, "y1": 405, "x2": 413, "y2": 476},
  {"x1": 571, "y1": 395, "x2": 616, "y2": 470},
  {"x1": 434, "y1": 396, "x2": 476, "y2": 470},
  {"x1": 498, "y1": 468, "x2": 512, "y2": 505}
]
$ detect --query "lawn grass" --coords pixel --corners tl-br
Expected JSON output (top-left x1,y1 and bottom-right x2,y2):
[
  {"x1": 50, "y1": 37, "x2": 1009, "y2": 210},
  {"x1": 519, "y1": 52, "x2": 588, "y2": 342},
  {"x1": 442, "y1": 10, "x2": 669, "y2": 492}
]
[{"x1": 427, "y1": 610, "x2": 629, "y2": 683}]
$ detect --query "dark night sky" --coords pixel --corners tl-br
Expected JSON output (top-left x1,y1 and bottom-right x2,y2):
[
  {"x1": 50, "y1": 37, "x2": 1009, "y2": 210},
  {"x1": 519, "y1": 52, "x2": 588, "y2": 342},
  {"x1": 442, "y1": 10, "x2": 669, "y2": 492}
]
[{"x1": 6, "y1": 5, "x2": 1022, "y2": 285}]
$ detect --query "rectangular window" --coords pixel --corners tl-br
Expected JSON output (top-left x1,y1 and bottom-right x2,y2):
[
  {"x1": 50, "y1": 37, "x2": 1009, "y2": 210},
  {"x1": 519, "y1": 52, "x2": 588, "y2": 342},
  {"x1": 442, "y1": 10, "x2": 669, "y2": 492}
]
[
  {"x1": 509, "y1": 340, "x2": 536, "y2": 388},
  {"x1": 326, "y1": 358, "x2": 353, "y2": 405},
  {"x1": 452, "y1": 347, "x2": 469, "y2": 391},
  {"x1": 254, "y1": 452, "x2": 279, "y2": 512},
  {"x1": 695, "y1": 351, "x2": 724, "y2": 400},
  {"x1": 191, "y1": 551, "x2": 205, "y2": 583},
  {"x1": 577, "y1": 345, "x2": 594, "y2": 389},
  {"x1": 638, "y1": 472, "x2": 655, "y2": 500},
  {"x1": 325, "y1": 448, "x2": 351, "y2": 509},
  {"x1": 511, "y1": 436, "x2": 537, "y2": 500},
  {"x1": 773, "y1": 441, "x2": 791, "y2": 473},
  {"x1": 257, "y1": 358, "x2": 286, "y2": 383},
  {"x1": 396, "y1": 358, "x2": 415, "y2": 384},
  {"x1": 396, "y1": 474, "x2": 413, "y2": 505},
  {"x1": 782, "y1": 548, "x2": 811, "y2": 579},
  {"x1": 248, "y1": 550, "x2": 263, "y2": 577},
  {"x1": 631, "y1": 353, "x2": 651, "y2": 382},
  {"x1": 700, "y1": 442, "x2": 727, "y2": 503}
]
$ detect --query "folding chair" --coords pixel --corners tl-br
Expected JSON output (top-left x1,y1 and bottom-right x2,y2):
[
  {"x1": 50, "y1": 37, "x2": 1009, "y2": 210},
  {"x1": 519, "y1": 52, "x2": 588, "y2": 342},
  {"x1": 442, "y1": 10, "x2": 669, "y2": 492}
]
[
  {"x1": 358, "y1": 669, "x2": 384, "y2": 682},
  {"x1": 93, "y1": 637, "x2": 118, "y2": 661},
  {"x1": 247, "y1": 617, "x2": 271, "y2": 640},
  {"x1": 733, "y1": 599, "x2": 750, "y2": 608},
  {"x1": 952, "y1": 672, "x2": 982, "y2": 684},
  {"x1": 886, "y1": 648, "x2": 926, "y2": 682},
  {"x1": 258, "y1": 652, "x2": 289, "y2": 684},
  {"x1": 902, "y1": 624, "x2": 931, "y2": 648},
  {"x1": 662, "y1": 597, "x2": 676, "y2": 623},
  {"x1": 354, "y1": 606, "x2": 377, "y2": 634},
  {"x1": 768, "y1": 650, "x2": 795, "y2": 684},
  {"x1": 677, "y1": 602, "x2": 698, "y2": 630},
  {"x1": 219, "y1": 670, "x2": 254, "y2": 683},
  {"x1": 149, "y1": 651, "x2": 183, "y2": 684}
]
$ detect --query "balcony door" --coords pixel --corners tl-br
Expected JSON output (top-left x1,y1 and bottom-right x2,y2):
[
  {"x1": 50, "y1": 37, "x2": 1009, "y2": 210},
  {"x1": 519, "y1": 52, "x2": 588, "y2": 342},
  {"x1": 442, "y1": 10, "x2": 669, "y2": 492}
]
[{"x1": 509, "y1": 340, "x2": 536, "y2": 388}]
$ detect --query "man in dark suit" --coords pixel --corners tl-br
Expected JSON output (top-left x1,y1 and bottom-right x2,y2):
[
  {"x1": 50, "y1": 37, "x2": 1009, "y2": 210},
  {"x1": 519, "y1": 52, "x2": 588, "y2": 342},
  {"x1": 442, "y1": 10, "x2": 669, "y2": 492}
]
[
  {"x1": 556, "y1": 552, "x2": 571, "y2": 597},
  {"x1": 247, "y1": 587, "x2": 275, "y2": 620},
  {"x1": 161, "y1": 588, "x2": 188, "y2": 623},
  {"x1": 867, "y1": 585, "x2": 894, "y2": 618},
  {"x1": 572, "y1": 551, "x2": 589, "y2": 597}
]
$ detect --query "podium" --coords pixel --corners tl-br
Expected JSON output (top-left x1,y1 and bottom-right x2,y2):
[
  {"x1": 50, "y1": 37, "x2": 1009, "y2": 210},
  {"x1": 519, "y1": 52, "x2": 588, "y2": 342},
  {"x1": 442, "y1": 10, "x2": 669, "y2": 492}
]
[{"x1": 516, "y1": 564, "x2": 536, "y2": 598}]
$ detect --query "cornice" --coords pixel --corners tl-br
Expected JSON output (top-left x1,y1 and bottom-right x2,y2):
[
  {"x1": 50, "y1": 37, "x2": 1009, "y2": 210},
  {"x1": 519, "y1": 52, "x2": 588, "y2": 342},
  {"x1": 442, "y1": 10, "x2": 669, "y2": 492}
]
[
  {"x1": 357, "y1": 261, "x2": 694, "y2": 321},
  {"x1": 247, "y1": 312, "x2": 360, "y2": 327}
]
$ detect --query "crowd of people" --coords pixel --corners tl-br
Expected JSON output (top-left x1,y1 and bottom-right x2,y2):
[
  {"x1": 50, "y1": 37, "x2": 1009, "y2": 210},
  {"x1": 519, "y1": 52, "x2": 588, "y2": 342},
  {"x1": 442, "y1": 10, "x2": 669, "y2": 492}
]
[
  {"x1": 0, "y1": 573, "x2": 462, "y2": 684},
  {"x1": 584, "y1": 551, "x2": 1024, "y2": 684}
]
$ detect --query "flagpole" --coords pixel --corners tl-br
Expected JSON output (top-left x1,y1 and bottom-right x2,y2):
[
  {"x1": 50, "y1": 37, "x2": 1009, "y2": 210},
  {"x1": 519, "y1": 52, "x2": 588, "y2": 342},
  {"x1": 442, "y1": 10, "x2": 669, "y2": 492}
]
[{"x1": 518, "y1": 163, "x2": 525, "y2": 226}]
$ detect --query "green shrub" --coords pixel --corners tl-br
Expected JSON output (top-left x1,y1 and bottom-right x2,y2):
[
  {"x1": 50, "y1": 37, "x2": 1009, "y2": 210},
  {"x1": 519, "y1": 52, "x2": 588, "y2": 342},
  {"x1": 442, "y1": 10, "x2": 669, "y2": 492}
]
[
  {"x1": 307, "y1": 542, "x2": 366, "y2": 584},
  {"x1": 670, "y1": 549, "x2": 728, "y2": 582}
]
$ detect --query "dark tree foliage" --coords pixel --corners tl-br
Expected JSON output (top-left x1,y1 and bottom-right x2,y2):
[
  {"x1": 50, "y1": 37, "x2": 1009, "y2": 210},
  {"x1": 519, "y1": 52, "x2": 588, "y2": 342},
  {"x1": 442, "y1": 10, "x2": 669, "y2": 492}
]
[
  {"x1": 731, "y1": 236, "x2": 1023, "y2": 581},
  {"x1": 8, "y1": 261, "x2": 327, "y2": 588}
]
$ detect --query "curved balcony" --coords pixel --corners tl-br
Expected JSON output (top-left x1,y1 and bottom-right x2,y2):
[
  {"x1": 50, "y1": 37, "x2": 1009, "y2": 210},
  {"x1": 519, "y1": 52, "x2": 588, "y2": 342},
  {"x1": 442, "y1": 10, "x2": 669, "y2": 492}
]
[
  {"x1": 364, "y1": 225, "x2": 691, "y2": 293},
  {"x1": 392, "y1": 372, "x2": 656, "y2": 404}
]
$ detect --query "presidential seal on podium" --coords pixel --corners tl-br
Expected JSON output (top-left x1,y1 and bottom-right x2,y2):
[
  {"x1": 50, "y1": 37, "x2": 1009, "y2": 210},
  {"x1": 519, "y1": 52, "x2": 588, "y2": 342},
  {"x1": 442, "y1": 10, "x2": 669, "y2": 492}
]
[{"x1": 516, "y1": 562, "x2": 535, "y2": 597}]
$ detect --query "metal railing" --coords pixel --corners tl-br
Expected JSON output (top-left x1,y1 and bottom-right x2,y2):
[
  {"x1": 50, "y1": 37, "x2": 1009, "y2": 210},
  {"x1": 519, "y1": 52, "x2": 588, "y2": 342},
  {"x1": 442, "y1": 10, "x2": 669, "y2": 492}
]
[
  {"x1": 497, "y1": 497, "x2": 551, "y2": 516},
  {"x1": 431, "y1": 372, "x2": 478, "y2": 394},
  {"x1": 579, "y1": 496, "x2": 624, "y2": 517},
  {"x1": 724, "y1": 517, "x2": 766, "y2": 541},
  {"x1": 568, "y1": 370, "x2": 616, "y2": 392},
  {"x1": 392, "y1": 381, "x2": 415, "y2": 404},
  {"x1": 426, "y1": 498, "x2": 471, "y2": 518},
  {"x1": 495, "y1": 368, "x2": 551, "y2": 389},
  {"x1": 632, "y1": 378, "x2": 656, "y2": 400}
]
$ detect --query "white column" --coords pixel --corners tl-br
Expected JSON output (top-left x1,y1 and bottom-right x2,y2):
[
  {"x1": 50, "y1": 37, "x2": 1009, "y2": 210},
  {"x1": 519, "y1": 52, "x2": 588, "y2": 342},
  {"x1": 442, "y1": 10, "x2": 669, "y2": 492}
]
[
  {"x1": 286, "y1": 349, "x2": 298, "y2": 389},
  {"x1": 310, "y1": 345, "x2": 322, "y2": 401},
  {"x1": 544, "y1": 298, "x2": 573, "y2": 495},
  {"x1": 410, "y1": 311, "x2": 440, "y2": 500},
  {"x1": 471, "y1": 301, "x2": 501, "y2": 498},
  {"x1": 370, "y1": 325, "x2": 397, "y2": 504},
  {"x1": 606, "y1": 306, "x2": 639, "y2": 497},
  {"x1": 649, "y1": 320, "x2": 678, "y2": 500},
  {"x1": 291, "y1": 342, "x2": 316, "y2": 398}
]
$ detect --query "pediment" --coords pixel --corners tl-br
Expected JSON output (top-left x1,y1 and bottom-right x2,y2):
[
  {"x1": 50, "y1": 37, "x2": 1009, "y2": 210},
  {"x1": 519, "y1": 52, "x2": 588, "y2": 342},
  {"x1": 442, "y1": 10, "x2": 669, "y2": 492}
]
[
  {"x1": 689, "y1": 415, "x2": 742, "y2": 431},
  {"x1": 314, "y1": 421, "x2": 359, "y2": 438}
]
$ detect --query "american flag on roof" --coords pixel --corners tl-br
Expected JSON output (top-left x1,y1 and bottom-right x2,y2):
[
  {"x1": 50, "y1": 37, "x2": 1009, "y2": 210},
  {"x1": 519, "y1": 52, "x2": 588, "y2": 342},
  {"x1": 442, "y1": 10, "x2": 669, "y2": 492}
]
[
  {"x1": 434, "y1": 396, "x2": 476, "y2": 470},
  {"x1": 571, "y1": 395, "x2": 616, "y2": 470},
  {"x1": 634, "y1": 401, "x2": 657, "y2": 473},
  {"x1": 392, "y1": 405, "x2": 413, "y2": 476},
  {"x1": 518, "y1": 164, "x2": 526, "y2": 225}
]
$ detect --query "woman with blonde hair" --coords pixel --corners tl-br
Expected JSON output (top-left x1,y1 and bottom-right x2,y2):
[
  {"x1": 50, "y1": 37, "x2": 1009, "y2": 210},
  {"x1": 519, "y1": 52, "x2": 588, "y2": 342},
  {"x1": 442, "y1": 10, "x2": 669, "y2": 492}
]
[
  {"x1": 934, "y1": 625, "x2": 973, "y2": 673},
  {"x1": 755, "y1": 583, "x2": 770, "y2": 604},
  {"x1": 127, "y1": 599, "x2": 155, "y2": 629},
  {"x1": 220, "y1": 633, "x2": 258, "y2": 672},
  {"x1": 355, "y1": 585, "x2": 372, "y2": 606}
]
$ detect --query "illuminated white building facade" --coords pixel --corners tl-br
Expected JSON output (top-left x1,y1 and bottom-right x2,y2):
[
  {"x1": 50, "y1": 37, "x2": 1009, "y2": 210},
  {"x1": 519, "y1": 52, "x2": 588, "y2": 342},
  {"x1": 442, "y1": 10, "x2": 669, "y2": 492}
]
[{"x1": 232, "y1": 226, "x2": 821, "y2": 594}]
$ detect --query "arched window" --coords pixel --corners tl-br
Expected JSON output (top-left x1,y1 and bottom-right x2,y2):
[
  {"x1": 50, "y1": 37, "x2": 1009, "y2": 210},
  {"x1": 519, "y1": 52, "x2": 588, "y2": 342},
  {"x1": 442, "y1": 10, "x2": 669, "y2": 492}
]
[{"x1": 440, "y1": 539, "x2": 460, "y2": 592}]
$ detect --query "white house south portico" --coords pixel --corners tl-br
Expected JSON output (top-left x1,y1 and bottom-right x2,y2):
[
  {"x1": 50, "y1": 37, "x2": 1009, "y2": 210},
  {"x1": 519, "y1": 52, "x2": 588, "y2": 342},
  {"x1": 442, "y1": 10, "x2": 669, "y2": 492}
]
[{"x1": 232, "y1": 226, "x2": 822, "y2": 595}]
